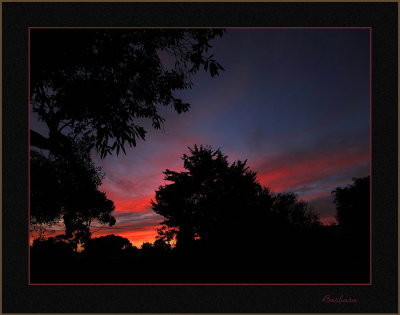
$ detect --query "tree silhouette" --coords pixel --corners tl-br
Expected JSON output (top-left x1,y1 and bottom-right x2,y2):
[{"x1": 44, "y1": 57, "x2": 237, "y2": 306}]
[
  {"x1": 155, "y1": 225, "x2": 177, "y2": 247},
  {"x1": 152, "y1": 145, "x2": 320, "y2": 253},
  {"x1": 30, "y1": 138, "x2": 115, "y2": 245},
  {"x1": 332, "y1": 176, "x2": 370, "y2": 234},
  {"x1": 83, "y1": 234, "x2": 135, "y2": 257},
  {"x1": 329, "y1": 176, "x2": 370, "y2": 282},
  {"x1": 271, "y1": 192, "x2": 320, "y2": 229},
  {"x1": 31, "y1": 236, "x2": 75, "y2": 257},
  {"x1": 30, "y1": 29, "x2": 225, "y2": 158}
]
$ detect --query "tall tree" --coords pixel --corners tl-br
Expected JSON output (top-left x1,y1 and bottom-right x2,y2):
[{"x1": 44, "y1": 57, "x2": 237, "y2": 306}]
[
  {"x1": 152, "y1": 145, "x2": 321, "y2": 253},
  {"x1": 30, "y1": 29, "x2": 225, "y2": 158},
  {"x1": 153, "y1": 145, "x2": 318, "y2": 253},
  {"x1": 30, "y1": 138, "x2": 116, "y2": 245}
]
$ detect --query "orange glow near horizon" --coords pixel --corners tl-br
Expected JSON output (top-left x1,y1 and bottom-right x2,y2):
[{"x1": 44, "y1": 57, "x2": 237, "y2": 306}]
[
  {"x1": 30, "y1": 224, "x2": 161, "y2": 249},
  {"x1": 91, "y1": 225, "x2": 162, "y2": 248},
  {"x1": 30, "y1": 143, "x2": 368, "y2": 248}
]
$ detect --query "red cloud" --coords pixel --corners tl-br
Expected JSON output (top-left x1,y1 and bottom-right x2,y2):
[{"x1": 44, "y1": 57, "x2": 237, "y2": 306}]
[
  {"x1": 254, "y1": 146, "x2": 369, "y2": 193},
  {"x1": 112, "y1": 195, "x2": 154, "y2": 212}
]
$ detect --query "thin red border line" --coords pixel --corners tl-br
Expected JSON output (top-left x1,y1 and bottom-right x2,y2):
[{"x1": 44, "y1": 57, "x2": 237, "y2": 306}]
[
  {"x1": 29, "y1": 26, "x2": 372, "y2": 29},
  {"x1": 369, "y1": 27, "x2": 373, "y2": 285},
  {"x1": 29, "y1": 283, "x2": 373, "y2": 286},
  {"x1": 28, "y1": 27, "x2": 31, "y2": 285},
  {"x1": 28, "y1": 26, "x2": 373, "y2": 286}
]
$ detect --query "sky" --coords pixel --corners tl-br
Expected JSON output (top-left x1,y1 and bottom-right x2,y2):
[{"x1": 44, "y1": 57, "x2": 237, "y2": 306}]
[{"x1": 31, "y1": 28, "x2": 370, "y2": 247}]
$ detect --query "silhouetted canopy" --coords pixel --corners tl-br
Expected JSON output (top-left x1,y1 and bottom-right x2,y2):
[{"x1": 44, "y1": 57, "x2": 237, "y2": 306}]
[
  {"x1": 31, "y1": 236, "x2": 75, "y2": 257},
  {"x1": 84, "y1": 235, "x2": 134, "y2": 257},
  {"x1": 30, "y1": 29, "x2": 225, "y2": 158},
  {"x1": 30, "y1": 138, "x2": 115, "y2": 244},
  {"x1": 332, "y1": 176, "x2": 370, "y2": 232},
  {"x1": 152, "y1": 145, "x2": 322, "y2": 253}
]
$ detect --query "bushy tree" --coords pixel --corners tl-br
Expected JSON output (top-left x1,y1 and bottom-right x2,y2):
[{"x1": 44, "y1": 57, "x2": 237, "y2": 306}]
[
  {"x1": 152, "y1": 145, "x2": 320, "y2": 253},
  {"x1": 30, "y1": 138, "x2": 115, "y2": 245},
  {"x1": 332, "y1": 176, "x2": 370, "y2": 233},
  {"x1": 83, "y1": 235, "x2": 134, "y2": 257},
  {"x1": 271, "y1": 192, "x2": 320, "y2": 229},
  {"x1": 31, "y1": 236, "x2": 75, "y2": 257},
  {"x1": 30, "y1": 29, "x2": 225, "y2": 158}
]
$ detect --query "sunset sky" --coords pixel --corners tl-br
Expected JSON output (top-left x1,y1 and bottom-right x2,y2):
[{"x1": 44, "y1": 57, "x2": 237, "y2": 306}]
[{"x1": 31, "y1": 28, "x2": 370, "y2": 247}]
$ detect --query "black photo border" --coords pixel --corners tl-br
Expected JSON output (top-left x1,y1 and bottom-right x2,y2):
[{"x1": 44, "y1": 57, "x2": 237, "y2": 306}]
[{"x1": 2, "y1": 2, "x2": 398, "y2": 313}]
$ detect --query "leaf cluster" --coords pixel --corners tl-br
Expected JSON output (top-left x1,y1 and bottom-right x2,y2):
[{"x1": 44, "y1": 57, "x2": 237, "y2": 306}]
[
  {"x1": 30, "y1": 29, "x2": 225, "y2": 158},
  {"x1": 30, "y1": 139, "x2": 116, "y2": 243},
  {"x1": 152, "y1": 145, "x2": 321, "y2": 250},
  {"x1": 332, "y1": 176, "x2": 370, "y2": 229}
]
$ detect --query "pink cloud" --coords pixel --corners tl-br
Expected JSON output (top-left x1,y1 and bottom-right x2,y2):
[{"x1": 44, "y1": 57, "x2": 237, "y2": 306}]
[{"x1": 252, "y1": 144, "x2": 369, "y2": 193}]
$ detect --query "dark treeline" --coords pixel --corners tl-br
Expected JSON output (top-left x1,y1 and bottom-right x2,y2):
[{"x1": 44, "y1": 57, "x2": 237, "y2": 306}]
[
  {"x1": 30, "y1": 146, "x2": 370, "y2": 284},
  {"x1": 30, "y1": 29, "x2": 369, "y2": 283}
]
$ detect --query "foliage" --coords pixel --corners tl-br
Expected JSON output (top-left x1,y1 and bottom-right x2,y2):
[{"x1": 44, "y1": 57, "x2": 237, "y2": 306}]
[
  {"x1": 30, "y1": 138, "x2": 116, "y2": 245},
  {"x1": 31, "y1": 236, "x2": 76, "y2": 257},
  {"x1": 30, "y1": 29, "x2": 225, "y2": 158},
  {"x1": 271, "y1": 192, "x2": 320, "y2": 228},
  {"x1": 332, "y1": 176, "x2": 370, "y2": 231},
  {"x1": 155, "y1": 225, "x2": 177, "y2": 246},
  {"x1": 152, "y1": 145, "x2": 320, "y2": 251},
  {"x1": 140, "y1": 240, "x2": 171, "y2": 256},
  {"x1": 83, "y1": 234, "x2": 135, "y2": 257}
]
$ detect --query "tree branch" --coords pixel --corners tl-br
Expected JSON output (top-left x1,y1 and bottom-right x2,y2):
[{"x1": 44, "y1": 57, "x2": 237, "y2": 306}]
[{"x1": 30, "y1": 129, "x2": 51, "y2": 150}]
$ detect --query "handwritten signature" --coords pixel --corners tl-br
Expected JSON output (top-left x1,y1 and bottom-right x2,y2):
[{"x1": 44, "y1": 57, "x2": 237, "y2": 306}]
[{"x1": 322, "y1": 294, "x2": 358, "y2": 304}]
